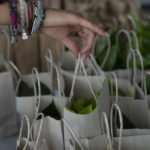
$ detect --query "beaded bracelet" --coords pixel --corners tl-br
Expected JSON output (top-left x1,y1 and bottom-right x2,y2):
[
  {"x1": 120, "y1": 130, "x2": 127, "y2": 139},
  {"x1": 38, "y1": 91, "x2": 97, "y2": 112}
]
[
  {"x1": 8, "y1": 0, "x2": 46, "y2": 41},
  {"x1": 9, "y1": 0, "x2": 19, "y2": 43},
  {"x1": 31, "y1": 0, "x2": 46, "y2": 34},
  {"x1": 18, "y1": 0, "x2": 28, "y2": 40}
]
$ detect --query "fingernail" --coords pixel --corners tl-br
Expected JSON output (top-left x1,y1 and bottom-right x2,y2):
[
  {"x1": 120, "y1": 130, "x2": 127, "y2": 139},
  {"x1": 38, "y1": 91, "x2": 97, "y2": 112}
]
[{"x1": 104, "y1": 32, "x2": 109, "y2": 37}]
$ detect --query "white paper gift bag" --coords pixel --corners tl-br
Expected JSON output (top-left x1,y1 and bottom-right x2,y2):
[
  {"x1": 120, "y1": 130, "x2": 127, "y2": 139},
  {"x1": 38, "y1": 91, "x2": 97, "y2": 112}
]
[
  {"x1": 32, "y1": 57, "x2": 68, "y2": 150},
  {"x1": 63, "y1": 55, "x2": 110, "y2": 149},
  {"x1": 110, "y1": 51, "x2": 150, "y2": 129},
  {"x1": 17, "y1": 114, "x2": 49, "y2": 150},
  {"x1": 9, "y1": 49, "x2": 65, "y2": 125},
  {"x1": 30, "y1": 113, "x2": 49, "y2": 150},
  {"x1": 108, "y1": 104, "x2": 150, "y2": 150},
  {"x1": 63, "y1": 115, "x2": 111, "y2": 150},
  {"x1": 78, "y1": 104, "x2": 123, "y2": 150},
  {"x1": 0, "y1": 71, "x2": 18, "y2": 137},
  {"x1": 0, "y1": 30, "x2": 18, "y2": 137},
  {"x1": 9, "y1": 61, "x2": 52, "y2": 124},
  {"x1": 59, "y1": 49, "x2": 101, "y2": 77},
  {"x1": 80, "y1": 112, "x2": 113, "y2": 150},
  {"x1": 108, "y1": 84, "x2": 150, "y2": 150},
  {"x1": 16, "y1": 71, "x2": 53, "y2": 124},
  {"x1": 60, "y1": 50, "x2": 76, "y2": 71}
]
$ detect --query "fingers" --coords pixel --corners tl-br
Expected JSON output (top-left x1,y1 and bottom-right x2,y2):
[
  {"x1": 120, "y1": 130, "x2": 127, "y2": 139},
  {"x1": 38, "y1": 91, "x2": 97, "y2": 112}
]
[
  {"x1": 61, "y1": 36, "x2": 79, "y2": 58},
  {"x1": 72, "y1": 14, "x2": 108, "y2": 38},
  {"x1": 79, "y1": 28, "x2": 95, "y2": 60},
  {"x1": 44, "y1": 9, "x2": 108, "y2": 38},
  {"x1": 80, "y1": 18, "x2": 107, "y2": 37}
]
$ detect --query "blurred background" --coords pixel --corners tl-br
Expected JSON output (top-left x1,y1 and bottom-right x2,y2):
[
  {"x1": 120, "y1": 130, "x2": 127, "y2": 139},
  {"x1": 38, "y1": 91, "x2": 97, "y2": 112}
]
[{"x1": 0, "y1": 0, "x2": 150, "y2": 74}]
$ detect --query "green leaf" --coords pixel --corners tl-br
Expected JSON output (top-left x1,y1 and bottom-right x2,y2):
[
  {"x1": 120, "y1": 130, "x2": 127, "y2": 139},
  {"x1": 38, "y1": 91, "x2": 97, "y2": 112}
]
[
  {"x1": 96, "y1": 38, "x2": 108, "y2": 57},
  {"x1": 42, "y1": 100, "x2": 61, "y2": 120},
  {"x1": 64, "y1": 107, "x2": 77, "y2": 114},
  {"x1": 90, "y1": 91, "x2": 100, "y2": 109},
  {"x1": 18, "y1": 81, "x2": 34, "y2": 97},
  {"x1": 72, "y1": 97, "x2": 86, "y2": 113},
  {"x1": 102, "y1": 45, "x2": 118, "y2": 71},
  {"x1": 79, "y1": 104, "x2": 93, "y2": 114},
  {"x1": 66, "y1": 92, "x2": 100, "y2": 115},
  {"x1": 131, "y1": 15, "x2": 146, "y2": 34}
]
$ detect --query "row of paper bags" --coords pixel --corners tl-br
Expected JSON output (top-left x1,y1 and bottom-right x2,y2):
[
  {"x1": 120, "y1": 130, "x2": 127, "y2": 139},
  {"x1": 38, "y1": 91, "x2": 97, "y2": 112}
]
[
  {"x1": 16, "y1": 29, "x2": 150, "y2": 150},
  {"x1": 1, "y1": 29, "x2": 150, "y2": 150}
]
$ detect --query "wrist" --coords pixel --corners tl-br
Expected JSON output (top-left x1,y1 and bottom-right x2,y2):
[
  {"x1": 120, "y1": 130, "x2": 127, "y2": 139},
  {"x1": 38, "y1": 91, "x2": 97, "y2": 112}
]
[{"x1": 0, "y1": 2, "x2": 10, "y2": 25}]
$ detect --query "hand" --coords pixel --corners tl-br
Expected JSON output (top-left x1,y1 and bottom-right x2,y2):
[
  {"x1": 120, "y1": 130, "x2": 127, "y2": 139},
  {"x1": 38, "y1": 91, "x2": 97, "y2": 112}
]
[{"x1": 41, "y1": 9, "x2": 108, "y2": 60}]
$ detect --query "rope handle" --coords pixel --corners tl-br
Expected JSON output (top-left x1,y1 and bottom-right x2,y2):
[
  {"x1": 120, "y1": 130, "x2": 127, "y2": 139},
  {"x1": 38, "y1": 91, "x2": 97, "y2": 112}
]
[
  {"x1": 109, "y1": 72, "x2": 118, "y2": 104},
  {"x1": 89, "y1": 54, "x2": 105, "y2": 76},
  {"x1": 0, "y1": 29, "x2": 10, "y2": 61},
  {"x1": 127, "y1": 15, "x2": 136, "y2": 30},
  {"x1": 32, "y1": 68, "x2": 41, "y2": 116},
  {"x1": 9, "y1": 61, "x2": 22, "y2": 82},
  {"x1": 30, "y1": 113, "x2": 44, "y2": 150},
  {"x1": 45, "y1": 48, "x2": 54, "y2": 93},
  {"x1": 126, "y1": 49, "x2": 137, "y2": 86},
  {"x1": 101, "y1": 36, "x2": 111, "y2": 69},
  {"x1": 116, "y1": 29, "x2": 133, "y2": 50},
  {"x1": 101, "y1": 112, "x2": 113, "y2": 150},
  {"x1": 130, "y1": 31, "x2": 144, "y2": 89},
  {"x1": 63, "y1": 119, "x2": 84, "y2": 150},
  {"x1": 68, "y1": 54, "x2": 98, "y2": 104},
  {"x1": 17, "y1": 115, "x2": 30, "y2": 150},
  {"x1": 45, "y1": 54, "x2": 64, "y2": 117},
  {"x1": 110, "y1": 104, "x2": 123, "y2": 150}
]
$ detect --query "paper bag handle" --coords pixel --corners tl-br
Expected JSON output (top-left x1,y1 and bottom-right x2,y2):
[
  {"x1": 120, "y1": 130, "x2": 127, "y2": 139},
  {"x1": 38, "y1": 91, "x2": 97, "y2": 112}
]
[
  {"x1": 45, "y1": 48, "x2": 65, "y2": 95},
  {"x1": 89, "y1": 54, "x2": 105, "y2": 76},
  {"x1": 126, "y1": 49, "x2": 137, "y2": 86},
  {"x1": 100, "y1": 36, "x2": 111, "y2": 69},
  {"x1": 30, "y1": 113, "x2": 44, "y2": 150},
  {"x1": 0, "y1": 29, "x2": 10, "y2": 61},
  {"x1": 116, "y1": 29, "x2": 132, "y2": 50},
  {"x1": 110, "y1": 104, "x2": 123, "y2": 150},
  {"x1": 32, "y1": 68, "x2": 41, "y2": 116},
  {"x1": 17, "y1": 115, "x2": 30, "y2": 150},
  {"x1": 9, "y1": 61, "x2": 23, "y2": 94},
  {"x1": 45, "y1": 48, "x2": 54, "y2": 93},
  {"x1": 127, "y1": 15, "x2": 136, "y2": 30},
  {"x1": 68, "y1": 54, "x2": 98, "y2": 104},
  {"x1": 101, "y1": 112, "x2": 113, "y2": 150},
  {"x1": 89, "y1": 35, "x2": 111, "y2": 71},
  {"x1": 116, "y1": 30, "x2": 136, "y2": 84},
  {"x1": 63, "y1": 119, "x2": 84, "y2": 150},
  {"x1": 109, "y1": 72, "x2": 118, "y2": 104},
  {"x1": 130, "y1": 31, "x2": 144, "y2": 89},
  {"x1": 45, "y1": 54, "x2": 64, "y2": 117}
]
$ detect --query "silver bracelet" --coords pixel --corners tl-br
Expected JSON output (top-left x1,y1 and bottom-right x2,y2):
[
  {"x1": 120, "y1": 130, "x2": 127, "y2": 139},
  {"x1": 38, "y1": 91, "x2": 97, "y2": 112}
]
[
  {"x1": 18, "y1": 0, "x2": 28, "y2": 40},
  {"x1": 31, "y1": 0, "x2": 46, "y2": 35}
]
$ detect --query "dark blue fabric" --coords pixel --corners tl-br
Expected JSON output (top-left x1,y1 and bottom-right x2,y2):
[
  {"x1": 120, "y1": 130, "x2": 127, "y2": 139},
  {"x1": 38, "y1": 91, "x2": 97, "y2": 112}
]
[{"x1": 0, "y1": 136, "x2": 17, "y2": 150}]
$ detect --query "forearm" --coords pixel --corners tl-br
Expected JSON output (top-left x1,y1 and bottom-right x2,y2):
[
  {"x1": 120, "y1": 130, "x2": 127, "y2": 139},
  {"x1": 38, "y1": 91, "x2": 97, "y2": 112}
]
[{"x1": 0, "y1": 2, "x2": 10, "y2": 25}]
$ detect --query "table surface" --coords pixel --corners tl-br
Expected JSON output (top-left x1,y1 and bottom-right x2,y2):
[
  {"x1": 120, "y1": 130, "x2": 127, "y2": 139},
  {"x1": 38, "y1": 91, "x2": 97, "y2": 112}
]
[{"x1": 0, "y1": 137, "x2": 17, "y2": 150}]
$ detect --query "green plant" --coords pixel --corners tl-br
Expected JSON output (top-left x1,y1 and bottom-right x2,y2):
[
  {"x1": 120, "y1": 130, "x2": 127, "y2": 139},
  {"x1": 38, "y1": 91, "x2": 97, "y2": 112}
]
[{"x1": 66, "y1": 92, "x2": 100, "y2": 115}]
